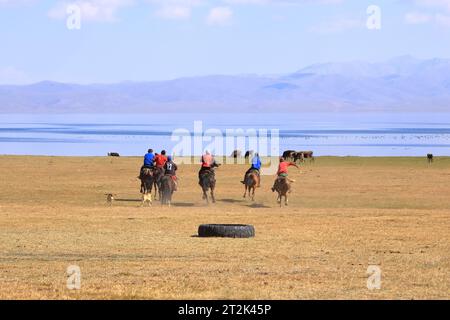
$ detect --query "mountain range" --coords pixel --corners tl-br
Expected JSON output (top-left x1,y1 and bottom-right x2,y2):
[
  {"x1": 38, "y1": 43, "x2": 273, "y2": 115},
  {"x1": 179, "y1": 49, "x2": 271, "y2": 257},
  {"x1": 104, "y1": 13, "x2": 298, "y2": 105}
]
[{"x1": 1, "y1": 56, "x2": 449, "y2": 113}]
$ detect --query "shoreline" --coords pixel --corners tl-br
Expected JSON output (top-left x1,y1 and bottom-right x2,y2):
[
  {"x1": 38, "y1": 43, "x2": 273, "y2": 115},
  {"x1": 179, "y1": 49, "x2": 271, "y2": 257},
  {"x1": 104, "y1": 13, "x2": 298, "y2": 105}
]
[{"x1": 1, "y1": 155, "x2": 449, "y2": 159}]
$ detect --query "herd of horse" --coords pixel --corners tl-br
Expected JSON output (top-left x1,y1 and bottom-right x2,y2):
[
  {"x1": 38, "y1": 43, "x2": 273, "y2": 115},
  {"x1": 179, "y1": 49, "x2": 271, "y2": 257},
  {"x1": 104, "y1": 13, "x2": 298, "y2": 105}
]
[{"x1": 137, "y1": 152, "x2": 313, "y2": 207}]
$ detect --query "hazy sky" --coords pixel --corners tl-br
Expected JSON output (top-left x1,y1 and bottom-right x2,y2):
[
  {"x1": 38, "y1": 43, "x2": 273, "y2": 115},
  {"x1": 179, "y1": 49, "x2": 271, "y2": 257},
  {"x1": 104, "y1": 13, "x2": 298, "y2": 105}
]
[{"x1": 1, "y1": 0, "x2": 450, "y2": 84}]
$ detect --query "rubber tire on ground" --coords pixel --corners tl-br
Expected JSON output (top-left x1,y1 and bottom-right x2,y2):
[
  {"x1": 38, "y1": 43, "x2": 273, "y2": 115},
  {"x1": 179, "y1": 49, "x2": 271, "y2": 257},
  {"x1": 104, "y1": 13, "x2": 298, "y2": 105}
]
[{"x1": 198, "y1": 224, "x2": 255, "y2": 238}]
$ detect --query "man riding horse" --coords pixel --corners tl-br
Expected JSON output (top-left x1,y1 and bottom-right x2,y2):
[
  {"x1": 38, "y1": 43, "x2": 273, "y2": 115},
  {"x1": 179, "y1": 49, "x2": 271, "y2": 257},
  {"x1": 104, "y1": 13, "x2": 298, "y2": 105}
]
[
  {"x1": 272, "y1": 157, "x2": 298, "y2": 192},
  {"x1": 198, "y1": 150, "x2": 218, "y2": 185},
  {"x1": 241, "y1": 152, "x2": 261, "y2": 187},
  {"x1": 163, "y1": 155, "x2": 178, "y2": 191},
  {"x1": 198, "y1": 150, "x2": 220, "y2": 203},
  {"x1": 153, "y1": 149, "x2": 167, "y2": 180},
  {"x1": 139, "y1": 148, "x2": 155, "y2": 179}
]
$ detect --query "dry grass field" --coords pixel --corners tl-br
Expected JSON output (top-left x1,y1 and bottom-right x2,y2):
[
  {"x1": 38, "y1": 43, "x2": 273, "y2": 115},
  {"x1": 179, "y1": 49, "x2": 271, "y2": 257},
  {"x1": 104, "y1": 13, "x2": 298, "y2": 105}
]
[{"x1": 0, "y1": 155, "x2": 449, "y2": 299}]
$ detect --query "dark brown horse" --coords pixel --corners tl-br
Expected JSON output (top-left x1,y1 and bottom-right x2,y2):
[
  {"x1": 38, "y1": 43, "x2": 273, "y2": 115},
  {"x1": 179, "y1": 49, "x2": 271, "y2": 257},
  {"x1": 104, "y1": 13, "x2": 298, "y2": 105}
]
[
  {"x1": 199, "y1": 163, "x2": 219, "y2": 204},
  {"x1": 152, "y1": 166, "x2": 164, "y2": 200},
  {"x1": 139, "y1": 168, "x2": 154, "y2": 206},
  {"x1": 160, "y1": 175, "x2": 175, "y2": 206},
  {"x1": 243, "y1": 170, "x2": 259, "y2": 201},
  {"x1": 272, "y1": 176, "x2": 291, "y2": 207}
]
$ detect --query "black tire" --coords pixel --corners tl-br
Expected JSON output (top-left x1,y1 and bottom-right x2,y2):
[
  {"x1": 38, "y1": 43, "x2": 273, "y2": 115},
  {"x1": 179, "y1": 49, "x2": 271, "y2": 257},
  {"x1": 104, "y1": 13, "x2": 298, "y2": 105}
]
[{"x1": 198, "y1": 224, "x2": 255, "y2": 238}]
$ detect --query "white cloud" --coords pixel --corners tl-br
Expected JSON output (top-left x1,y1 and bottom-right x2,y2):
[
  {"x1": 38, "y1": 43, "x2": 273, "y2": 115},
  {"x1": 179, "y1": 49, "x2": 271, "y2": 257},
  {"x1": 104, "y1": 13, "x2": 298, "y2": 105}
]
[
  {"x1": 405, "y1": 12, "x2": 433, "y2": 24},
  {"x1": 148, "y1": 0, "x2": 203, "y2": 20},
  {"x1": 414, "y1": 0, "x2": 450, "y2": 10},
  {"x1": 206, "y1": 6, "x2": 233, "y2": 26},
  {"x1": 155, "y1": 5, "x2": 191, "y2": 19},
  {"x1": 0, "y1": 66, "x2": 31, "y2": 85},
  {"x1": 435, "y1": 13, "x2": 450, "y2": 26},
  {"x1": 223, "y1": 0, "x2": 343, "y2": 4},
  {"x1": 404, "y1": 0, "x2": 450, "y2": 27},
  {"x1": 48, "y1": 0, "x2": 134, "y2": 22},
  {"x1": 309, "y1": 18, "x2": 363, "y2": 34}
]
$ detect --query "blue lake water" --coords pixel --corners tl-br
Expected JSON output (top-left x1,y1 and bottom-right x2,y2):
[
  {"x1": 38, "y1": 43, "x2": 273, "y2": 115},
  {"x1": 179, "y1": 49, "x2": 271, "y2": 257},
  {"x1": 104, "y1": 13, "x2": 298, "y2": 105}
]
[{"x1": 0, "y1": 113, "x2": 449, "y2": 156}]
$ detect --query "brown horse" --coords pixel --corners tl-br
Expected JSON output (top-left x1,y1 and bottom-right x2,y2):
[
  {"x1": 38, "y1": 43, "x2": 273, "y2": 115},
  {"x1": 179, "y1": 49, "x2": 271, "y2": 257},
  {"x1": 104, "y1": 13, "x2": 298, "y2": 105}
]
[
  {"x1": 199, "y1": 163, "x2": 220, "y2": 204},
  {"x1": 272, "y1": 176, "x2": 291, "y2": 207},
  {"x1": 152, "y1": 166, "x2": 164, "y2": 200},
  {"x1": 160, "y1": 175, "x2": 175, "y2": 206},
  {"x1": 139, "y1": 168, "x2": 154, "y2": 206},
  {"x1": 243, "y1": 170, "x2": 259, "y2": 201}
]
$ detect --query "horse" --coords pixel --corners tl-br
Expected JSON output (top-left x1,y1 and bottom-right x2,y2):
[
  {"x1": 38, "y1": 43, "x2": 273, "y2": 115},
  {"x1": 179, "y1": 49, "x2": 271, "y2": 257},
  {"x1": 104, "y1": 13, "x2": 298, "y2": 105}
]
[
  {"x1": 272, "y1": 176, "x2": 291, "y2": 207},
  {"x1": 160, "y1": 175, "x2": 175, "y2": 206},
  {"x1": 139, "y1": 167, "x2": 154, "y2": 206},
  {"x1": 199, "y1": 163, "x2": 219, "y2": 204},
  {"x1": 243, "y1": 170, "x2": 259, "y2": 201},
  {"x1": 152, "y1": 166, "x2": 164, "y2": 200}
]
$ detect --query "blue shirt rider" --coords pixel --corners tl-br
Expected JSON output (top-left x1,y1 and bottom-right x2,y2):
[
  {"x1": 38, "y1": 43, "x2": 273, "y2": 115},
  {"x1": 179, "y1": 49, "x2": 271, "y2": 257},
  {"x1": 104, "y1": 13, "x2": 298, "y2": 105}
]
[
  {"x1": 140, "y1": 148, "x2": 155, "y2": 178},
  {"x1": 241, "y1": 153, "x2": 261, "y2": 187},
  {"x1": 143, "y1": 149, "x2": 155, "y2": 167}
]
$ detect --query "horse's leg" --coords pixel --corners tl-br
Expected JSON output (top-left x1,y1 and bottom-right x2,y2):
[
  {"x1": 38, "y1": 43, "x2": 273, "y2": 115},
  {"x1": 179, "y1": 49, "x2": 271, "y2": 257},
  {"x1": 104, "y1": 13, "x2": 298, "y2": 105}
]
[
  {"x1": 211, "y1": 187, "x2": 216, "y2": 203},
  {"x1": 204, "y1": 189, "x2": 209, "y2": 204},
  {"x1": 243, "y1": 185, "x2": 247, "y2": 198},
  {"x1": 251, "y1": 186, "x2": 255, "y2": 201},
  {"x1": 285, "y1": 193, "x2": 288, "y2": 206}
]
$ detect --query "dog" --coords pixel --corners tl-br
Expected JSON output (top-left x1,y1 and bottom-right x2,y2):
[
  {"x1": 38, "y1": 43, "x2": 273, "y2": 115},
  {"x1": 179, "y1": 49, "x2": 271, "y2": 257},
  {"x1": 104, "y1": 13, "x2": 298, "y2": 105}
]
[{"x1": 105, "y1": 193, "x2": 115, "y2": 206}]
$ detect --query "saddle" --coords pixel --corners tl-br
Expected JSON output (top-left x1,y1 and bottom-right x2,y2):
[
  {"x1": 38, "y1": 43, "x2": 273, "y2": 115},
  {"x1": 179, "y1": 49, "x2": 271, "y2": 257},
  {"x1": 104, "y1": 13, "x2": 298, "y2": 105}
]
[{"x1": 141, "y1": 167, "x2": 154, "y2": 177}]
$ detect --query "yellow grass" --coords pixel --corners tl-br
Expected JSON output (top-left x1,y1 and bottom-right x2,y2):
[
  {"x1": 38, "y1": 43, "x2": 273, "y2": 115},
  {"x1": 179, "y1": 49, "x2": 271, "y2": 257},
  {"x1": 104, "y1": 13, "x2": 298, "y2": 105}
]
[{"x1": 0, "y1": 155, "x2": 449, "y2": 299}]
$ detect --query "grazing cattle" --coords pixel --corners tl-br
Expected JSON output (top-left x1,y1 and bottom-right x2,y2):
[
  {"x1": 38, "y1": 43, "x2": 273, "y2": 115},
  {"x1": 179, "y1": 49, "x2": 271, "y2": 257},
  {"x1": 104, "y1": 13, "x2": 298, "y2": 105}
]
[
  {"x1": 282, "y1": 150, "x2": 296, "y2": 161},
  {"x1": 108, "y1": 152, "x2": 120, "y2": 157},
  {"x1": 301, "y1": 151, "x2": 314, "y2": 159},
  {"x1": 231, "y1": 150, "x2": 242, "y2": 158},
  {"x1": 293, "y1": 151, "x2": 314, "y2": 163},
  {"x1": 283, "y1": 150, "x2": 314, "y2": 162},
  {"x1": 427, "y1": 154, "x2": 433, "y2": 163},
  {"x1": 199, "y1": 163, "x2": 219, "y2": 204},
  {"x1": 292, "y1": 152, "x2": 305, "y2": 163},
  {"x1": 243, "y1": 169, "x2": 259, "y2": 201},
  {"x1": 272, "y1": 176, "x2": 291, "y2": 207},
  {"x1": 244, "y1": 150, "x2": 254, "y2": 159},
  {"x1": 139, "y1": 168, "x2": 154, "y2": 206},
  {"x1": 160, "y1": 175, "x2": 175, "y2": 206}
]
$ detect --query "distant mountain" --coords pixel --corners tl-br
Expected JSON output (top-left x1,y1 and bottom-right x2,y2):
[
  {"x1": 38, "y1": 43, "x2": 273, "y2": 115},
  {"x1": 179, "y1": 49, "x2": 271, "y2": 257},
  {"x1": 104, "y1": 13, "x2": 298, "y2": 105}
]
[{"x1": 1, "y1": 56, "x2": 449, "y2": 113}]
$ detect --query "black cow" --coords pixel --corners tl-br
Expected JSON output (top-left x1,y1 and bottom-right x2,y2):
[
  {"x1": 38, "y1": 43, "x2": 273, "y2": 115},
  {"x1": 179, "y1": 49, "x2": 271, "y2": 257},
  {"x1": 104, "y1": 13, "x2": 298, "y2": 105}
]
[
  {"x1": 108, "y1": 152, "x2": 120, "y2": 157},
  {"x1": 282, "y1": 150, "x2": 296, "y2": 160},
  {"x1": 231, "y1": 150, "x2": 241, "y2": 158},
  {"x1": 244, "y1": 150, "x2": 254, "y2": 159}
]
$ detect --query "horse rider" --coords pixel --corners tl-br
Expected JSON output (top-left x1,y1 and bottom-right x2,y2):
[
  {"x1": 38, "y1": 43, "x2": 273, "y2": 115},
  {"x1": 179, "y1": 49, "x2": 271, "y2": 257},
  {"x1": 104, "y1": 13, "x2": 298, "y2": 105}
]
[
  {"x1": 241, "y1": 152, "x2": 261, "y2": 187},
  {"x1": 163, "y1": 155, "x2": 178, "y2": 191},
  {"x1": 198, "y1": 150, "x2": 217, "y2": 185},
  {"x1": 153, "y1": 150, "x2": 168, "y2": 180},
  {"x1": 271, "y1": 157, "x2": 299, "y2": 192},
  {"x1": 140, "y1": 148, "x2": 155, "y2": 178}
]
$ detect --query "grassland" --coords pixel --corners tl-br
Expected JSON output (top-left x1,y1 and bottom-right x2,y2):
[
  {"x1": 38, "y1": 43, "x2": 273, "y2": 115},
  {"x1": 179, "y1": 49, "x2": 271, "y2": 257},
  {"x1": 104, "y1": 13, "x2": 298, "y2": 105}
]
[{"x1": 0, "y1": 156, "x2": 449, "y2": 299}]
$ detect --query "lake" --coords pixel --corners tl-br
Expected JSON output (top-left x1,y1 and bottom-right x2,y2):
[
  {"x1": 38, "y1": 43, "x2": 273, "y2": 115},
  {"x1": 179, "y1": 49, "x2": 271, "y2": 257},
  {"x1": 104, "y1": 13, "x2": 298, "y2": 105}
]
[{"x1": 1, "y1": 113, "x2": 449, "y2": 157}]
